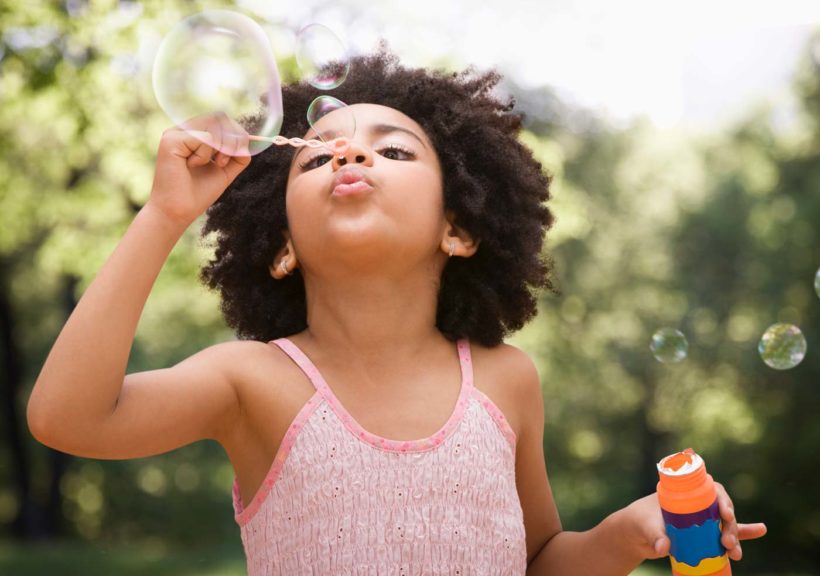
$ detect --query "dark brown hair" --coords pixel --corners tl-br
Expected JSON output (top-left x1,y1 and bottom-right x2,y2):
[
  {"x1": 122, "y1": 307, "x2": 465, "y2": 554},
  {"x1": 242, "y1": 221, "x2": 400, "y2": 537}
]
[{"x1": 199, "y1": 46, "x2": 556, "y2": 347}]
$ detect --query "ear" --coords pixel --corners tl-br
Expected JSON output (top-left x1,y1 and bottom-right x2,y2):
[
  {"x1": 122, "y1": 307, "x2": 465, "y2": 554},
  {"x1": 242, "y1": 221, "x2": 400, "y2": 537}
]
[
  {"x1": 269, "y1": 232, "x2": 299, "y2": 279},
  {"x1": 440, "y1": 211, "x2": 480, "y2": 258}
]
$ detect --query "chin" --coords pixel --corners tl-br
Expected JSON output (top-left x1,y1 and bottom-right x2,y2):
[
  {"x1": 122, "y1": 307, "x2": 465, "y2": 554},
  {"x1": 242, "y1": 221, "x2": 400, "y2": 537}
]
[{"x1": 323, "y1": 213, "x2": 393, "y2": 244}]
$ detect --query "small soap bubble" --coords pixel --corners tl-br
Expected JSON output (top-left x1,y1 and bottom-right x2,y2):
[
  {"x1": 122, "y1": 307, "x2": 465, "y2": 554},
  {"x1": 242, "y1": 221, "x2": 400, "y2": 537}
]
[
  {"x1": 758, "y1": 323, "x2": 807, "y2": 370},
  {"x1": 306, "y1": 95, "x2": 356, "y2": 155},
  {"x1": 295, "y1": 23, "x2": 349, "y2": 89},
  {"x1": 814, "y1": 267, "x2": 819, "y2": 299},
  {"x1": 152, "y1": 10, "x2": 283, "y2": 156},
  {"x1": 650, "y1": 328, "x2": 689, "y2": 363}
]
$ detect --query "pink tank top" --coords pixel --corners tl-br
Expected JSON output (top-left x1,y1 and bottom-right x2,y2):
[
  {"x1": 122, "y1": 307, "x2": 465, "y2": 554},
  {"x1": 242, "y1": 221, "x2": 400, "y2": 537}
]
[{"x1": 232, "y1": 338, "x2": 527, "y2": 575}]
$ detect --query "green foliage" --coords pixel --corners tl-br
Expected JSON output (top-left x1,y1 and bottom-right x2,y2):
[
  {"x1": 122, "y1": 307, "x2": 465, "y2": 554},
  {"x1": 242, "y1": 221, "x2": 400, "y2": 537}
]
[
  {"x1": 510, "y1": 32, "x2": 820, "y2": 573},
  {"x1": 1, "y1": 2, "x2": 818, "y2": 573},
  {"x1": 0, "y1": 539, "x2": 245, "y2": 575},
  {"x1": 0, "y1": 0, "x2": 292, "y2": 555}
]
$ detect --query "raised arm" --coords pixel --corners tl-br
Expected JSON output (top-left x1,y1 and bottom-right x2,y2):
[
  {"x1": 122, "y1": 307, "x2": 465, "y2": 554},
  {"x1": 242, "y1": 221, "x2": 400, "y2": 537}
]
[{"x1": 27, "y1": 116, "x2": 251, "y2": 458}]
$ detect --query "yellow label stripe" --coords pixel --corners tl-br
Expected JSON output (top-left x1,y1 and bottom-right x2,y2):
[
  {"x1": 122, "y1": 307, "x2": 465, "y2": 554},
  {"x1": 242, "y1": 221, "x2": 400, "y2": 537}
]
[{"x1": 670, "y1": 553, "x2": 728, "y2": 576}]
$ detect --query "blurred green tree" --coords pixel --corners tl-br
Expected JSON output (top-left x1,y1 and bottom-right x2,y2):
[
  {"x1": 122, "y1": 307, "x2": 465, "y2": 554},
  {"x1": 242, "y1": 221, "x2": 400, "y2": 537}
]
[
  {"x1": 0, "y1": 0, "x2": 295, "y2": 551},
  {"x1": 510, "y1": 31, "x2": 820, "y2": 574},
  {"x1": 0, "y1": 1, "x2": 817, "y2": 574}
]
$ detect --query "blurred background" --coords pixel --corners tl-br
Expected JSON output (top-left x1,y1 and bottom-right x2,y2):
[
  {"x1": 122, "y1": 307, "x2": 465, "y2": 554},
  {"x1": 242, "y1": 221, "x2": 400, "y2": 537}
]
[{"x1": 1, "y1": 0, "x2": 818, "y2": 574}]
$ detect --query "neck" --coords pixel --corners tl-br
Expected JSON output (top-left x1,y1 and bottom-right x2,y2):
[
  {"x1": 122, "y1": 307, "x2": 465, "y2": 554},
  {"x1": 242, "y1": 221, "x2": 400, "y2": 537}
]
[{"x1": 301, "y1": 270, "x2": 446, "y2": 359}]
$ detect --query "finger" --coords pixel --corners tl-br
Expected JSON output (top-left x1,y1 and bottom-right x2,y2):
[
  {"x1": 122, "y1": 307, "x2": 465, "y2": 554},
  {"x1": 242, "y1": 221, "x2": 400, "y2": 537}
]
[
  {"x1": 652, "y1": 536, "x2": 671, "y2": 558},
  {"x1": 195, "y1": 114, "x2": 222, "y2": 167},
  {"x1": 738, "y1": 522, "x2": 768, "y2": 541},
  {"x1": 214, "y1": 112, "x2": 234, "y2": 167},
  {"x1": 204, "y1": 116, "x2": 224, "y2": 166},
  {"x1": 233, "y1": 131, "x2": 252, "y2": 163},
  {"x1": 224, "y1": 116, "x2": 252, "y2": 162},
  {"x1": 233, "y1": 138, "x2": 252, "y2": 165},
  {"x1": 714, "y1": 483, "x2": 736, "y2": 523},
  {"x1": 179, "y1": 132, "x2": 216, "y2": 168},
  {"x1": 223, "y1": 120, "x2": 252, "y2": 176},
  {"x1": 643, "y1": 503, "x2": 671, "y2": 559},
  {"x1": 174, "y1": 117, "x2": 218, "y2": 166},
  {"x1": 161, "y1": 127, "x2": 211, "y2": 158},
  {"x1": 720, "y1": 517, "x2": 739, "y2": 555},
  {"x1": 222, "y1": 113, "x2": 240, "y2": 156},
  {"x1": 224, "y1": 145, "x2": 252, "y2": 179},
  {"x1": 188, "y1": 144, "x2": 214, "y2": 168}
]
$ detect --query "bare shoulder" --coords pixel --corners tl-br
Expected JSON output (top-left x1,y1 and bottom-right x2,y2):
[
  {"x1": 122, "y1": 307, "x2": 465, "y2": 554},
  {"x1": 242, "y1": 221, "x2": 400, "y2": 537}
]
[
  {"x1": 469, "y1": 341, "x2": 541, "y2": 440},
  {"x1": 210, "y1": 338, "x2": 280, "y2": 363},
  {"x1": 215, "y1": 339, "x2": 306, "y2": 401},
  {"x1": 216, "y1": 339, "x2": 291, "y2": 377},
  {"x1": 187, "y1": 338, "x2": 305, "y2": 425}
]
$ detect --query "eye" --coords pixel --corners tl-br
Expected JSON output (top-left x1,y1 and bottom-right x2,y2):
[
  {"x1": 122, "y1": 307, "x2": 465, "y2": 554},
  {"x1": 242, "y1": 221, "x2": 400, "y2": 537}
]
[
  {"x1": 379, "y1": 144, "x2": 415, "y2": 161},
  {"x1": 298, "y1": 153, "x2": 333, "y2": 171}
]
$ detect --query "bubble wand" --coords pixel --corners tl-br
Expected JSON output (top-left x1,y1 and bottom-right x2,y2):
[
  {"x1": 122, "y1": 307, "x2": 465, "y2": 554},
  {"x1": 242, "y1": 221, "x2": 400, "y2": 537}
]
[{"x1": 246, "y1": 134, "x2": 351, "y2": 155}]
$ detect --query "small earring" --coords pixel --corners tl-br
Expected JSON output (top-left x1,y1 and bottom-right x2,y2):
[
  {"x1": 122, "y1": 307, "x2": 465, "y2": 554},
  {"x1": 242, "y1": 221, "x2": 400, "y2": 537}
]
[
  {"x1": 448, "y1": 241, "x2": 456, "y2": 257},
  {"x1": 279, "y1": 259, "x2": 289, "y2": 276}
]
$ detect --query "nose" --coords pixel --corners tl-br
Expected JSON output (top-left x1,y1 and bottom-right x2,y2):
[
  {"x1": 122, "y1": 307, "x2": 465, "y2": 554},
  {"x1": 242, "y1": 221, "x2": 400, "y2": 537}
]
[{"x1": 331, "y1": 139, "x2": 373, "y2": 169}]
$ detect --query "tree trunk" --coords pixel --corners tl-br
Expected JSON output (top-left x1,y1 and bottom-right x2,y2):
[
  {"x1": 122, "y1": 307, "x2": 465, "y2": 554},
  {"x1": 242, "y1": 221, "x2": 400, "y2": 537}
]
[
  {"x1": 0, "y1": 262, "x2": 76, "y2": 541},
  {"x1": 0, "y1": 258, "x2": 46, "y2": 540}
]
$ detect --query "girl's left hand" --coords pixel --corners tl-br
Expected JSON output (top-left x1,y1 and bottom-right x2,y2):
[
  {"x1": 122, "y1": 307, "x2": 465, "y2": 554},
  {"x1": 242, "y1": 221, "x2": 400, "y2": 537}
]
[{"x1": 620, "y1": 484, "x2": 768, "y2": 562}]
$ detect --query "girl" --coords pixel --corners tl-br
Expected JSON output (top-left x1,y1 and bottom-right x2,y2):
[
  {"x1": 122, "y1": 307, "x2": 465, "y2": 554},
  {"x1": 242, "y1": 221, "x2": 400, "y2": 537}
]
[{"x1": 27, "y1": 48, "x2": 765, "y2": 575}]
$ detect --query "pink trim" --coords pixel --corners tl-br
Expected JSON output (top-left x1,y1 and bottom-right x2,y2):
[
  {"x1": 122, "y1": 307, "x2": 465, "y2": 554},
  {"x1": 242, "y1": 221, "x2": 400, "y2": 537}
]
[
  {"x1": 232, "y1": 390, "x2": 322, "y2": 526},
  {"x1": 273, "y1": 338, "x2": 474, "y2": 454},
  {"x1": 472, "y1": 388, "x2": 517, "y2": 453}
]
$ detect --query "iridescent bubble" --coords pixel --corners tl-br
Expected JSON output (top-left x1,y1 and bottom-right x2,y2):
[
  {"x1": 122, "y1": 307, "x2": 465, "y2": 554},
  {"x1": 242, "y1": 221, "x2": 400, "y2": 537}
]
[
  {"x1": 815, "y1": 267, "x2": 819, "y2": 299},
  {"x1": 306, "y1": 95, "x2": 356, "y2": 155},
  {"x1": 650, "y1": 328, "x2": 689, "y2": 363},
  {"x1": 152, "y1": 10, "x2": 282, "y2": 156},
  {"x1": 295, "y1": 23, "x2": 349, "y2": 90},
  {"x1": 758, "y1": 323, "x2": 807, "y2": 370}
]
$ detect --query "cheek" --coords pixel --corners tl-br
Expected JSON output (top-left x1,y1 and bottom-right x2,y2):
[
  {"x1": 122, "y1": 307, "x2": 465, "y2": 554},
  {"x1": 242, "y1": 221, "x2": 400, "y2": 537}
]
[
  {"x1": 283, "y1": 173, "x2": 331, "y2": 249},
  {"x1": 284, "y1": 171, "x2": 321, "y2": 215},
  {"x1": 392, "y1": 184, "x2": 446, "y2": 241},
  {"x1": 399, "y1": 170, "x2": 444, "y2": 218}
]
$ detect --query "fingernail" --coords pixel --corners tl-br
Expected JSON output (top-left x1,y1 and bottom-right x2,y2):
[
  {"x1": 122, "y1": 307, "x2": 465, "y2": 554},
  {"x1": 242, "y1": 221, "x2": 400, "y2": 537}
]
[{"x1": 654, "y1": 539, "x2": 665, "y2": 554}]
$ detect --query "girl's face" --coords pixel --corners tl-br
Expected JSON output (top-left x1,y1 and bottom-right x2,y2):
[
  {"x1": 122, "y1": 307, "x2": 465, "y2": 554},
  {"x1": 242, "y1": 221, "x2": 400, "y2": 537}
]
[{"x1": 284, "y1": 103, "x2": 446, "y2": 276}]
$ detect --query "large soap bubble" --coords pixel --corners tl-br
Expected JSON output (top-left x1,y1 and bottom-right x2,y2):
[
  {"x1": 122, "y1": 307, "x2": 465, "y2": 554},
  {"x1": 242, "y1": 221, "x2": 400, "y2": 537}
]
[
  {"x1": 295, "y1": 23, "x2": 349, "y2": 89},
  {"x1": 152, "y1": 9, "x2": 283, "y2": 156}
]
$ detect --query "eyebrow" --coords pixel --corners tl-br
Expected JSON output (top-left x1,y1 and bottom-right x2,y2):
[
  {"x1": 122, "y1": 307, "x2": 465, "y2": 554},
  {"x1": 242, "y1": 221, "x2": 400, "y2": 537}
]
[
  {"x1": 369, "y1": 124, "x2": 429, "y2": 149},
  {"x1": 292, "y1": 123, "x2": 429, "y2": 164}
]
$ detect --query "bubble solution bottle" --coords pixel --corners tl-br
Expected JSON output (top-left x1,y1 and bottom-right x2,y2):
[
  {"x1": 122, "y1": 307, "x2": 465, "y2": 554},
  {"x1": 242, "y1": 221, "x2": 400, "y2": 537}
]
[{"x1": 656, "y1": 448, "x2": 731, "y2": 576}]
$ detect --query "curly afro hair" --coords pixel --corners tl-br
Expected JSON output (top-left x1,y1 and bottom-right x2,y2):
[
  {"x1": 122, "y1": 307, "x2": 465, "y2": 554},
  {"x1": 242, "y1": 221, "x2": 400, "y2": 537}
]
[{"x1": 199, "y1": 46, "x2": 556, "y2": 347}]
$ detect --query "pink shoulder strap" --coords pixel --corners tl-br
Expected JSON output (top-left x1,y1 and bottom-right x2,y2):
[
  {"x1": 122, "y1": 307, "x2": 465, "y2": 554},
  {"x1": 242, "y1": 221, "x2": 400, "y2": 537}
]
[
  {"x1": 456, "y1": 338, "x2": 473, "y2": 389},
  {"x1": 269, "y1": 337, "x2": 327, "y2": 393}
]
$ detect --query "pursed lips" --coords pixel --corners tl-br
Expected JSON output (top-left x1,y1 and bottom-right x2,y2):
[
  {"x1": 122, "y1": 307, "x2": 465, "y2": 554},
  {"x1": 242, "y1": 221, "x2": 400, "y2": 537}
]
[{"x1": 330, "y1": 166, "x2": 374, "y2": 195}]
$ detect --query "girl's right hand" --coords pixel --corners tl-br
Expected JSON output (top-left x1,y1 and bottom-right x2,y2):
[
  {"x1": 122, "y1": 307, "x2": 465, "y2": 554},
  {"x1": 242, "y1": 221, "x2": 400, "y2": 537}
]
[{"x1": 147, "y1": 113, "x2": 252, "y2": 228}]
